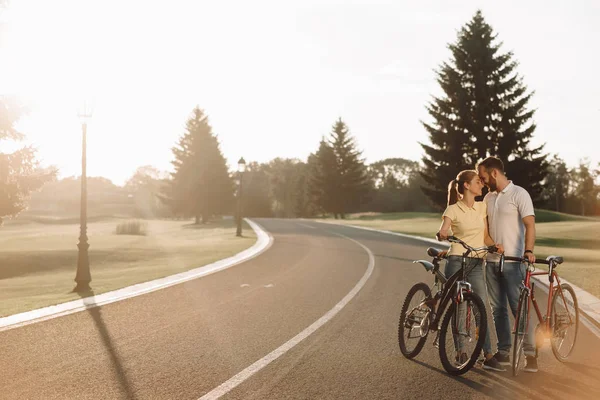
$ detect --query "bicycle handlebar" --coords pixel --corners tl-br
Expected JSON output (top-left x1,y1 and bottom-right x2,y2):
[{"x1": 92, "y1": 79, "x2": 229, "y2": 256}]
[
  {"x1": 502, "y1": 255, "x2": 550, "y2": 265},
  {"x1": 441, "y1": 235, "x2": 499, "y2": 254}
]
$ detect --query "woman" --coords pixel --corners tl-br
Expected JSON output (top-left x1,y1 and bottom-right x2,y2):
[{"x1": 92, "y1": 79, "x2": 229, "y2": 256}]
[{"x1": 437, "y1": 169, "x2": 505, "y2": 372}]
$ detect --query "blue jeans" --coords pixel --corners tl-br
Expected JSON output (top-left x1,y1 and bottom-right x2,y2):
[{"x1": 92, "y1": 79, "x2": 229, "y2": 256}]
[
  {"x1": 444, "y1": 256, "x2": 492, "y2": 356},
  {"x1": 486, "y1": 261, "x2": 536, "y2": 357}
]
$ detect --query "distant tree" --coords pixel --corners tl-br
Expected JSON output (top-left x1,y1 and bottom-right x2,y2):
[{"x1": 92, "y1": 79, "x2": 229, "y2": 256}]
[
  {"x1": 420, "y1": 10, "x2": 547, "y2": 209},
  {"x1": 162, "y1": 107, "x2": 233, "y2": 223},
  {"x1": 265, "y1": 158, "x2": 304, "y2": 218},
  {"x1": 542, "y1": 154, "x2": 570, "y2": 212},
  {"x1": 293, "y1": 162, "x2": 320, "y2": 218},
  {"x1": 369, "y1": 158, "x2": 420, "y2": 189},
  {"x1": 0, "y1": 97, "x2": 56, "y2": 224},
  {"x1": 330, "y1": 119, "x2": 371, "y2": 216},
  {"x1": 569, "y1": 159, "x2": 599, "y2": 216},
  {"x1": 308, "y1": 138, "x2": 339, "y2": 217},
  {"x1": 366, "y1": 158, "x2": 434, "y2": 212},
  {"x1": 125, "y1": 165, "x2": 170, "y2": 218},
  {"x1": 239, "y1": 162, "x2": 273, "y2": 218},
  {"x1": 309, "y1": 119, "x2": 370, "y2": 218},
  {"x1": 28, "y1": 176, "x2": 130, "y2": 217}
]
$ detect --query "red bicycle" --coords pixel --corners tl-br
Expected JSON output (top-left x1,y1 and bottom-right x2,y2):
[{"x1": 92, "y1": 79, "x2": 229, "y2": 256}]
[{"x1": 499, "y1": 253, "x2": 580, "y2": 376}]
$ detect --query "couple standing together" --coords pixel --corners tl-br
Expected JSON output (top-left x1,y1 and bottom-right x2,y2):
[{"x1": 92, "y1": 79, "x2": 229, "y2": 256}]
[{"x1": 437, "y1": 156, "x2": 538, "y2": 373}]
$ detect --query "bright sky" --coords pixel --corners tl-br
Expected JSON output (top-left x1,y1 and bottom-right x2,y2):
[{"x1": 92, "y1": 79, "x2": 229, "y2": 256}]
[{"x1": 0, "y1": 0, "x2": 598, "y2": 186}]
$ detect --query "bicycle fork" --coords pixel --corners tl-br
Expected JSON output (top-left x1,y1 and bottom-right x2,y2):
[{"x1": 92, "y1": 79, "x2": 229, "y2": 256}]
[{"x1": 433, "y1": 281, "x2": 473, "y2": 349}]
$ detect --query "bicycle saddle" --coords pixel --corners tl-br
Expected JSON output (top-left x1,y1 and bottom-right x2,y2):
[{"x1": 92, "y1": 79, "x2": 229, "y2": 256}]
[{"x1": 546, "y1": 255, "x2": 564, "y2": 264}]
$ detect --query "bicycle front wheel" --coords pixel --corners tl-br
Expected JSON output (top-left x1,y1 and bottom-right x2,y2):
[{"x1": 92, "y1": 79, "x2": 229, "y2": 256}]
[
  {"x1": 398, "y1": 283, "x2": 432, "y2": 359},
  {"x1": 438, "y1": 291, "x2": 487, "y2": 376},
  {"x1": 512, "y1": 289, "x2": 529, "y2": 377},
  {"x1": 551, "y1": 283, "x2": 579, "y2": 361}
]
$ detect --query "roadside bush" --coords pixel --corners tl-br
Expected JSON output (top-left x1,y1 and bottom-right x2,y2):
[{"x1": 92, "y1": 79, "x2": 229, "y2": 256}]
[{"x1": 116, "y1": 220, "x2": 147, "y2": 236}]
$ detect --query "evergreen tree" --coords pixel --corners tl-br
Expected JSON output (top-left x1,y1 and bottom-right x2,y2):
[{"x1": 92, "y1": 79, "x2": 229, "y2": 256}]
[
  {"x1": 163, "y1": 107, "x2": 233, "y2": 223},
  {"x1": 420, "y1": 10, "x2": 547, "y2": 209},
  {"x1": 309, "y1": 119, "x2": 370, "y2": 218},
  {"x1": 330, "y1": 118, "x2": 371, "y2": 216},
  {"x1": 308, "y1": 139, "x2": 338, "y2": 216},
  {"x1": 0, "y1": 97, "x2": 56, "y2": 224}
]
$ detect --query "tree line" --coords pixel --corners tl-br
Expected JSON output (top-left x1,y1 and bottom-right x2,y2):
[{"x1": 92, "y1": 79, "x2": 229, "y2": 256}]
[{"x1": 2, "y1": 10, "x2": 599, "y2": 223}]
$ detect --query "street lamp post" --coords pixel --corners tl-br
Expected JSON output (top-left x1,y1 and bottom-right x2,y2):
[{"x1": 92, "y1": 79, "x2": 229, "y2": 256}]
[
  {"x1": 236, "y1": 157, "x2": 246, "y2": 237},
  {"x1": 74, "y1": 104, "x2": 92, "y2": 292}
]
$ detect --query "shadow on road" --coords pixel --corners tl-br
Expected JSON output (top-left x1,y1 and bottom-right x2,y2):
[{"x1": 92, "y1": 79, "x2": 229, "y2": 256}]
[
  {"x1": 471, "y1": 365, "x2": 600, "y2": 400},
  {"x1": 77, "y1": 291, "x2": 137, "y2": 400},
  {"x1": 564, "y1": 361, "x2": 600, "y2": 383},
  {"x1": 410, "y1": 357, "x2": 600, "y2": 400}
]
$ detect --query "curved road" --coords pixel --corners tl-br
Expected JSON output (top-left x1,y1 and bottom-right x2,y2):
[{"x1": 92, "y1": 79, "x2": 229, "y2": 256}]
[{"x1": 1, "y1": 219, "x2": 599, "y2": 399}]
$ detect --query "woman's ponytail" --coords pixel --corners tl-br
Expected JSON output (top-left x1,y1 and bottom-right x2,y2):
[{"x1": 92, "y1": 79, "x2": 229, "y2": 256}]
[{"x1": 447, "y1": 179, "x2": 459, "y2": 206}]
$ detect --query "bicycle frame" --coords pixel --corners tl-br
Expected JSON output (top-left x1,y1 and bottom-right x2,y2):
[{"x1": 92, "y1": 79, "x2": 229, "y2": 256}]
[
  {"x1": 506, "y1": 256, "x2": 574, "y2": 336},
  {"x1": 419, "y1": 249, "x2": 486, "y2": 332}
]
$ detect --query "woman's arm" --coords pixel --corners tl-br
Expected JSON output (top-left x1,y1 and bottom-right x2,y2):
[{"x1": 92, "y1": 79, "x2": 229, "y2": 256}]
[
  {"x1": 437, "y1": 216, "x2": 452, "y2": 240},
  {"x1": 484, "y1": 217, "x2": 494, "y2": 246}
]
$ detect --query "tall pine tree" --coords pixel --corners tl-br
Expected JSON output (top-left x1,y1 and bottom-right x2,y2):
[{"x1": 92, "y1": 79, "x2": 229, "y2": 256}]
[
  {"x1": 308, "y1": 138, "x2": 338, "y2": 216},
  {"x1": 163, "y1": 107, "x2": 233, "y2": 224},
  {"x1": 420, "y1": 10, "x2": 547, "y2": 209},
  {"x1": 309, "y1": 119, "x2": 370, "y2": 218}
]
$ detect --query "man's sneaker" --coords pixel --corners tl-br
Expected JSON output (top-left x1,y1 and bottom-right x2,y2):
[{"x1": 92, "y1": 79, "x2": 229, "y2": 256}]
[
  {"x1": 483, "y1": 357, "x2": 507, "y2": 372},
  {"x1": 524, "y1": 356, "x2": 538, "y2": 373},
  {"x1": 493, "y1": 352, "x2": 511, "y2": 366}
]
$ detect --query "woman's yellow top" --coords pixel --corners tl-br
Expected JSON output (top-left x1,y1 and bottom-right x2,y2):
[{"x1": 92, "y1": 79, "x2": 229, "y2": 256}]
[{"x1": 442, "y1": 200, "x2": 487, "y2": 258}]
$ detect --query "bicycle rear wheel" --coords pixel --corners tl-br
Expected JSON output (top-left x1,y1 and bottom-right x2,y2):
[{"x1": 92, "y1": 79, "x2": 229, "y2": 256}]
[
  {"x1": 398, "y1": 283, "x2": 432, "y2": 359},
  {"x1": 438, "y1": 291, "x2": 487, "y2": 376},
  {"x1": 551, "y1": 283, "x2": 579, "y2": 361},
  {"x1": 512, "y1": 289, "x2": 529, "y2": 376}
]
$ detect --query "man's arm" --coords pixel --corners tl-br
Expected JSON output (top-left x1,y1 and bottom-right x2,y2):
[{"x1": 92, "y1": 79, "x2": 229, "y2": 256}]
[{"x1": 523, "y1": 215, "x2": 536, "y2": 262}]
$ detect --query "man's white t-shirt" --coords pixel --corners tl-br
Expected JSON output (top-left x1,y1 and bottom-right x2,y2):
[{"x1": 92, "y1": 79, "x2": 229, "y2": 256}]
[{"x1": 484, "y1": 181, "x2": 535, "y2": 262}]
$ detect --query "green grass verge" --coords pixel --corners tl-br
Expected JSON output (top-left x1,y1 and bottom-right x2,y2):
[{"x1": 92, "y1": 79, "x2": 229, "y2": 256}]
[
  {"x1": 0, "y1": 218, "x2": 257, "y2": 317},
  {"x1": 534, "y1": 209, "x2": 598, "y2": 223},
  {"x1": 318, "y1": 210, "x2": 600, "y2": 298}
]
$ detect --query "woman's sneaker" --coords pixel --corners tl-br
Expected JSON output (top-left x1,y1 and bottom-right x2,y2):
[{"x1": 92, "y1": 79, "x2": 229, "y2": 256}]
[
  {"x1": 493, "y1": 352, "x2": 511, "y2": 366},
  {"x1": 483, "y1": 357, "x2": 506, "y2": 372}
]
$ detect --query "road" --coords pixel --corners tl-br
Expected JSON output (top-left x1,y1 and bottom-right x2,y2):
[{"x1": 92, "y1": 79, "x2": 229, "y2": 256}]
[{"x1": 2, "y1": 219, "x2": 600, "y2": 399}]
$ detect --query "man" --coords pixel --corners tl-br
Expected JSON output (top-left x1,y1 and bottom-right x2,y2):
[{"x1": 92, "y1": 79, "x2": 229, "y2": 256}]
[{"x1": 477, "y1": 156, "x2": 538, "y2": 373}]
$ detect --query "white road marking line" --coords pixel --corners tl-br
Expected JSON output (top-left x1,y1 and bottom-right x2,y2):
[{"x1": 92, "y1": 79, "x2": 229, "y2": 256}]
[
  {"x1": 264, "y1": 284, "x2": 274, "y2": 288},
  {"x1": 240, "y1": 284, "x2": 250, "y2": 288},
  {"x1": 198, "y1": 230, "x2": 375, "y2": 400},
  {"x1": 295, "y1": 222, "x2": 317, "y2": 229}
]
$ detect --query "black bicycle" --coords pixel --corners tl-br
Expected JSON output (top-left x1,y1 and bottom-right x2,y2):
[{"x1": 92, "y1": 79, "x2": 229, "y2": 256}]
[{"x1": 398, "y1": 236, "x2": 498, "y2": 375}]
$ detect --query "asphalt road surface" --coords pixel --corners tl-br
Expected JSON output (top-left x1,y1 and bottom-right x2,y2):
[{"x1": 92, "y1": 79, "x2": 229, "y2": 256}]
[{"x1": 2, "y1": 218, "x2": 600, "y2": 399}]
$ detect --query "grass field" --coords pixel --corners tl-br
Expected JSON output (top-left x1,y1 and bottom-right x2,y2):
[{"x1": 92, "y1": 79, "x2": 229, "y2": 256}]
[
  {"x1": 320, "y1": 210, "x2": 600, "y2": 298},
  {"x1": 0, "y1": 217, "x2": 257, "y2": 317}
]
